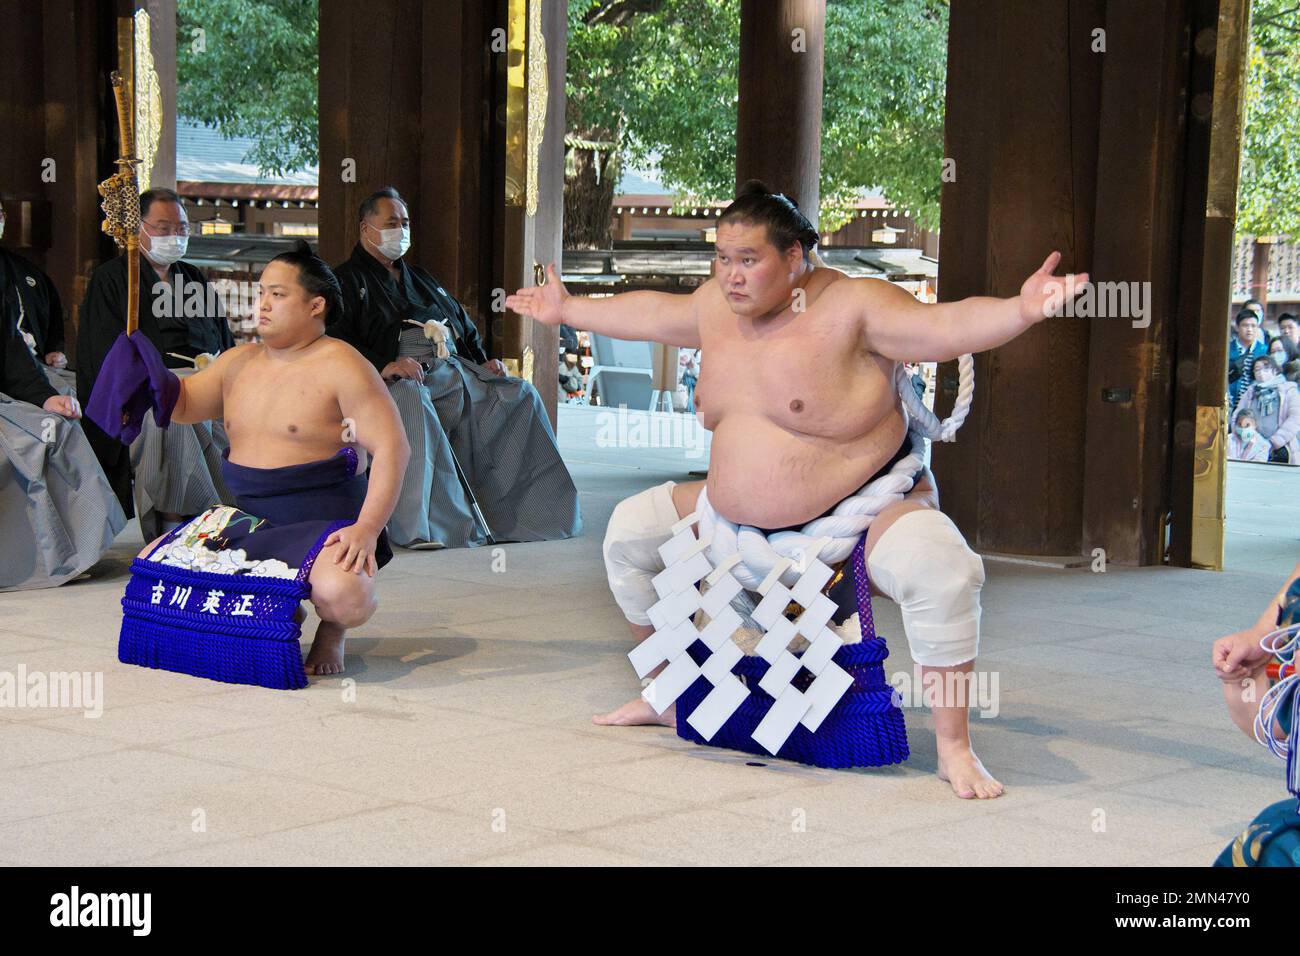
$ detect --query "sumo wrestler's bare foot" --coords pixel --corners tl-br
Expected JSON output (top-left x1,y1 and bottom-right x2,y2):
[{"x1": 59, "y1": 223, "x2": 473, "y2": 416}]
[
  {"x1": 936, "y1": 739, "x2": 1004, "y2": 799},
  {"x1": 593, "y1": 697, "x2": 675, "y2": 727},
  {"x1": 304, "y1": 619, "x2": 347, "y2": 676}
]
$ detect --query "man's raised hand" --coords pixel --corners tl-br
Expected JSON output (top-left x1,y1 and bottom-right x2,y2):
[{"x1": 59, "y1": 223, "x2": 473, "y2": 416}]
[
  {"x1": 1019, "y1": 251, "x2": 1089, "y2": 324},
  {"x1": 504, "y1": 263, "x2": 568, "y2": 327}
]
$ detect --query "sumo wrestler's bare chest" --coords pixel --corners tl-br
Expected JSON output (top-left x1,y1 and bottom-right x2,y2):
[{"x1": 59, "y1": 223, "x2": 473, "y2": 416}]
[
  {"x1": 699, "y1": 303, "x2": 887, "y2": 437},
  {"x1": 222, "y1": 359, "x2": 341, "y2": 444}
]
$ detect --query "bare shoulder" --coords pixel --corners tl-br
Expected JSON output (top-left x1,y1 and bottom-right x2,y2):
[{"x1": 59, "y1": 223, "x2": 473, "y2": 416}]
[
  {"x1": 818, "y1": 273, "x2": 918, "y2": 312},
  {"x1": 316, "y1": 336, "x2": 384, "y2": 386},
  {"x1": 208, "y1": 341, "x2": 260, "y2": 378},
  {"x1": 694, "y1": 276, "x2": 728, "y2": 309}
]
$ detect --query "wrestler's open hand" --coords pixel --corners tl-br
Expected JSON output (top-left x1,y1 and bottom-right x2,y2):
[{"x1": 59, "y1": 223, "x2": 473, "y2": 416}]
[
  {"x1": 325, "y1": 522, "x2": 379, "y2": 576},
  {"x1": 41, "y1": 395, "x2": 81, "y2": 419},
  {"x1": 504, "y1": 263, "x2": 568, "y2": 327},
  {"x1": 1211, "y1": 626, "x2": 1272, "y2": 682},
  {"x1": 1018, "y1": 251, "x2": 1089, "y2": 323}
]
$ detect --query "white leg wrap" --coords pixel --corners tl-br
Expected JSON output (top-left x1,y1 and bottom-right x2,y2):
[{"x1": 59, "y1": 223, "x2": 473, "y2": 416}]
[
  {"x1": 866, "y1": 509, "x2": 984, "y2": 667},
  {"x1": 602, "y1": 482, "x2": 680, "y2": 625}
]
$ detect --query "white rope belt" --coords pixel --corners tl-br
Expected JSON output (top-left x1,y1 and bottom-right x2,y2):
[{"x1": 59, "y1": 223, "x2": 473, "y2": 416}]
[{"x1": 698, "y1": 353, "x2": 975, "y2": 592}]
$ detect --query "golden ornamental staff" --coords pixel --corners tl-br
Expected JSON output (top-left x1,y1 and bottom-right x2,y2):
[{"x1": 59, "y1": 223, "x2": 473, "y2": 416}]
[{"x1": 97, "y1": 69, "x2": 141, "y2": 336}]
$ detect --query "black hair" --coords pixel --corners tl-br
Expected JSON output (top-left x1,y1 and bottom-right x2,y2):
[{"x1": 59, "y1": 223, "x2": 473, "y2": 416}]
[
  {"x1": 717, "y1": 179, "x2": 819, "y2": 259},
  {"x1": 140, "y1": 187, "x2": 183, "y2": 219},
  {"x1": 267, "y1": 240, "x2": 343, "y2": 321},
  {"x1": 358, "y1": 186, "x2": 407, "y2": 222},
  {"x1": 1235, "y1": 408, "x2": 1256, "y2": 424},
  {"x1": 1254, "y1": 354, "x2": 1280, "y2": 376},
  {"x1": 1235, "y1": 309, "x2": 1260, "y2": 325},
  {"x1": 1279, "y1": 313, "x2": 1298, "y2": 327}
]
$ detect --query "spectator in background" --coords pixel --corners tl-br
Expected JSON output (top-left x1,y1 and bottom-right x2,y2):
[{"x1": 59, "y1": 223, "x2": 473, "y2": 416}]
[
  {"x1": 1245, "y1": 297, "x2": 1267, "y2": 325},
  {"x1": 1229, "y1": 309, "x2": 1268, "y2": 408},
  {"x1": 559, "y1": 350, "x2": 584, "y2": 401},
  {"x1": 1227, "y1": 408, "x2": 1270, "y2": 462},
  {"x1": 77, "y1": 187, "x2": 234, "y2": 538},
  {"x1": 1266, "y1": 336, "x2": 1299, "y2": 386},
  {"x1": 1275, "y1": 313, "x2": 1300, "y2": 378},
  {"x1": 1234, "y1": 355, "x2": 1300, "y2": 465},
  {"x1": 0, "y1": 204, "x2": 73, "y2": 396},
  {"x1": 559, "y1": 323, "x2": 580, "y2": 356},
  {"x1": 679, "y1": 348, "x2": 699, "y2": 413}
]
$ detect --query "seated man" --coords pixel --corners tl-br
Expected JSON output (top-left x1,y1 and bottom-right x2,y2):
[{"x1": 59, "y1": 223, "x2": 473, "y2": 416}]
[
  {"x1": 509, "y1": 180, "x2": 1090, "y2": 800},
  {"x1": 77, "y1": 187, "x2": 235, "y2": 539},
  {"x1": 0, "y1": 202, "x2": 74, "y2": 396},
  {"x1": 91, "y1": 242, "x2": 409, "y2": 676},
  {"x1": 1234, "y1": 355, "x2": 1300, "y2": 465},
  {"x1": 1, "y1": 321, "x2": 125, "y2": 590},
  {"x1": 329, "y1": 186, "x2": 580, "y2": 548}
]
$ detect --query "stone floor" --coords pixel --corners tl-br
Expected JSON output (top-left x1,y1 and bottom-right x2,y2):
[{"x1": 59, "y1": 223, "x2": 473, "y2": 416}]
[{"x1": 1, "y1": 405, "x2": 1296, "y2": 866}]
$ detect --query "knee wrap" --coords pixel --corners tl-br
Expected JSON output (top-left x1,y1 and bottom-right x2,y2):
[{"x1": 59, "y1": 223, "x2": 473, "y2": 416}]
[
  {"x1": 866, "y1": 509, "x2": 984, "y2": 667},
  {"x1": 602, "y1": 481, "x2": 680, "y2": 625}
]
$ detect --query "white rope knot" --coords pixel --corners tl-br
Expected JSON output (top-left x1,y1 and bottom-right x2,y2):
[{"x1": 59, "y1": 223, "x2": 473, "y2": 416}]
[
  {"x1": 699, "y1": 446, "x2": 922, "y2": 591},
  {"x1": 406, "y1": 318, "x2": 452, "y2": 358},
  {"x1": 697, "y1": 354, "x2": 975, "y2": 591}
]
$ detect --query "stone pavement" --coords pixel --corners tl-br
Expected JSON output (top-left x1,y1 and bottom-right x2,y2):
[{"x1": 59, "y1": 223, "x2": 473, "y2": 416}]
[{"x1": 1, "y1": 406, "x2": 1295, "y2": 866}]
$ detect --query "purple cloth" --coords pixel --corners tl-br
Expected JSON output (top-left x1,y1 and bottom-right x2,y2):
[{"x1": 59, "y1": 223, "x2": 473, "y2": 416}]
[{"x1": 85, "y1": 331, "x2": 181, "y2": 444}]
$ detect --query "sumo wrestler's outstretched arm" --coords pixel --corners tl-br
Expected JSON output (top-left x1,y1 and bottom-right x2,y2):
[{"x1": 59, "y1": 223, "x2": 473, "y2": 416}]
[
  {"x1": 326, "y1": 353, "x2": 411, "y2": 575},
  {"x1": 170, "y1": 344, "x2": 250, "y2": 424},
  {"x1": 505, "y1": 263, "x2": 703, "y2": 348},
  {"x1": 852, "y1": 252, "x2": 1089, "y2": 363}
]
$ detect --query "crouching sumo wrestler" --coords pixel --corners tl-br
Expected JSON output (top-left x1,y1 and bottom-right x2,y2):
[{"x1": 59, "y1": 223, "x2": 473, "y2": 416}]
[
  {"x1": 88, "y1": 242, "x2": 410, "y2": 677},
  {"x1": 509, "y1": 182, "x2": 1087, "y2": 799}
]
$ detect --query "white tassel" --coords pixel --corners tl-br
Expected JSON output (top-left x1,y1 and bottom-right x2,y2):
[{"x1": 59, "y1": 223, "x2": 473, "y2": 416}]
[{"x1": 406, "y1": 318, "x2": 451, "y2": 359}]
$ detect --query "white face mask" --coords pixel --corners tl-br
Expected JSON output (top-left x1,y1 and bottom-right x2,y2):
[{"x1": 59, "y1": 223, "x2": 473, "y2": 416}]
[
  {"x1": 144, "y1": 234, "x2": 188, "y2": 266},
  {"x1": 366, "y1": 223, "x2": 411, "y2": 261}
]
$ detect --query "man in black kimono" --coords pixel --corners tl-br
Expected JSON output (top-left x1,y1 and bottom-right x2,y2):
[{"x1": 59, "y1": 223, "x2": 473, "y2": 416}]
[
  {"x1": 1, "y1": 306, "x2": 125, "y2": 589},
  {"x1": 77, "y1": 187, "x2": 235, "y2": 536},
  {"x1": 0, "y1": 204, "x2": 73, "y2": 395},
  {"x1": 329, "y1": 186, "x2": 580, "y2": 548}
]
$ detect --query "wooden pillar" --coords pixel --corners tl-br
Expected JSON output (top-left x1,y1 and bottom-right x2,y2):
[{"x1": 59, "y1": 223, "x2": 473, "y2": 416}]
[
  {"x1": 318, "y1": 0, "x2": 425, "y2": 269},
  {"x1": 1172, "y1": 0, "x2": 1250, "y2": 569},
  {"x1": 935, "y1": 0, "x2": 1245, "y2": 566},
  {"x1": 1078, "y1": 0, "x2": 1191, "y2": 566},
  {"x1": 735, "y1": 0, "x2": 823, "y2": 217},
  {"x1": 932, "y1": 0, "x2": 1100, "y2": 557},
  {"x1": 0, "y1": 0, "x2": 126, "y2": 364}
]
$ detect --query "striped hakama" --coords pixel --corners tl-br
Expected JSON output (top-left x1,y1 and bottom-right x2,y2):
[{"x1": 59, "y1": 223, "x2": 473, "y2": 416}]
[
  {"x1": 387, "y1": 327, "x2": 581, "y2": 547},
  {"x1": 0, "y1": 393, "x2": 127, "y2": 590},
  {"x1": 129, "y1": 412, "x2": 234, "y2": 543}
]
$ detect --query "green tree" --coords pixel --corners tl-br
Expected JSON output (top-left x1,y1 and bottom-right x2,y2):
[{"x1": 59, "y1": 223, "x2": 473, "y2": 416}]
[
  {"x1": 176, "y1": 0, "x2": 318, "y2": 178},
  {"x1": 565, "y1": 0, "x2": 948, "y2": 246},
  {"x1": 822, "y1": 0, "x2": 949, "y2": 232},
  {"x1": 1237, "y1": 0, "x2": 1300, "y2": 238}
]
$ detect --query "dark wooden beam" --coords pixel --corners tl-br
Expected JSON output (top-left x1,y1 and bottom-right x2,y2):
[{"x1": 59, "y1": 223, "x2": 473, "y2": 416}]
[
  {"x1": 736, "y1": 0, "x2": 824, "y2": 217},
  {"x1": 933, "y1": 0, "x2": 1099, "y2": 557}
]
